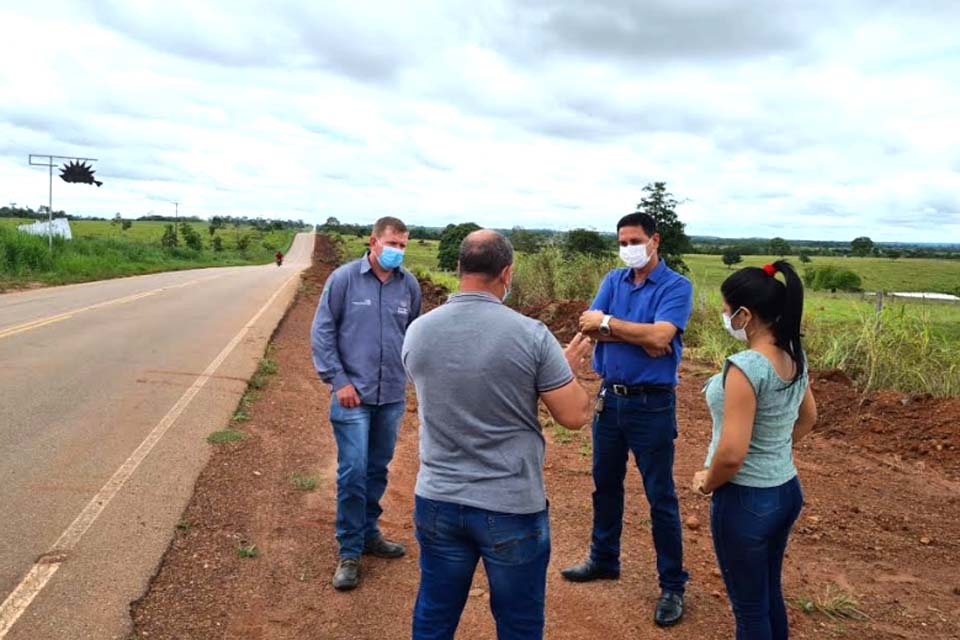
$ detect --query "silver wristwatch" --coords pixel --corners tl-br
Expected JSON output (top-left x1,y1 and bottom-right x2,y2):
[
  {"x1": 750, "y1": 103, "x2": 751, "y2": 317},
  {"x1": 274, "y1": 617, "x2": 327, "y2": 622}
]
[{"x1": 599, "y1": 314, "x2": 613, "y2": 337}]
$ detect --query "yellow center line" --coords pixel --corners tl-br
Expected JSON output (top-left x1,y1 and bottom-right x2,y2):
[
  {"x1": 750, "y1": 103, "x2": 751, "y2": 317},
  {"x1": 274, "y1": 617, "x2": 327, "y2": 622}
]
[{"x1": 0, "y1": 274, "x2": 226, "y2": 341}]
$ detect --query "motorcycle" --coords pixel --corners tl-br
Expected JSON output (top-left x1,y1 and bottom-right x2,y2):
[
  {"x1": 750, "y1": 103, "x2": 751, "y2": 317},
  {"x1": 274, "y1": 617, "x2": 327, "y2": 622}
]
[{"x1": 275, "y1": 255, "x2": 283, "y2": 267}]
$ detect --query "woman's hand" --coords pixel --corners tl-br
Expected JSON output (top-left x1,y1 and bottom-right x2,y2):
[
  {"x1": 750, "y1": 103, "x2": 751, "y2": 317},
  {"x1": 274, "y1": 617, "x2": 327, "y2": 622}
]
[{"x1": 691, "y1": 469, "x2": 711, "y2": 496}]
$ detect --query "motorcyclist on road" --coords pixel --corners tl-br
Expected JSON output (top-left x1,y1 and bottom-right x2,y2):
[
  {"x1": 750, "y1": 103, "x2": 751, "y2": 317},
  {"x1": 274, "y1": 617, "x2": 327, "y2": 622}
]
[{"x1": 275, "y1": 251, "x2": 284, "y2": 266}]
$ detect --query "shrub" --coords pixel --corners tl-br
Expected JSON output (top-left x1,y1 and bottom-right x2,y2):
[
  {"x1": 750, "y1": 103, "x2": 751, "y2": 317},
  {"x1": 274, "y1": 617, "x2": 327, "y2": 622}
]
[
  {"x1": 721, "y1": 249, "x2": 742, "y2": 269},
  {"x1": 563, "y1": 229, "x2": 609, "y2": 257},
  {"x1": 180, "y1": 223, "x2": 203, "y2": 251},
  {"x1": 160, "y1": 224, "x2": 179, "y2": 248},
  {"x1": 804, "y1": 265, "x2": 862, "y2": 292}
]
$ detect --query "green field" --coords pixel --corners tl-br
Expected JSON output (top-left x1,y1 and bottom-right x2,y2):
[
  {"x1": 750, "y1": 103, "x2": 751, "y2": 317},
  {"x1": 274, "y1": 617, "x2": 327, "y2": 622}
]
[
  {"x1": 685, "y1": 253, "x2": 960, "y2": 295},
  {"x1": 1, "y1": 218, "x2": 303, "y2": 290}
]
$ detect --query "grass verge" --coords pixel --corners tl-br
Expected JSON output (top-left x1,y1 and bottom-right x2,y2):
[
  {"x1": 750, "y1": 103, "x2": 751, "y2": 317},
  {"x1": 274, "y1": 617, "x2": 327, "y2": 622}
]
[{"x1": 207, "y1": 429, "x2": 246, "y2": 444}]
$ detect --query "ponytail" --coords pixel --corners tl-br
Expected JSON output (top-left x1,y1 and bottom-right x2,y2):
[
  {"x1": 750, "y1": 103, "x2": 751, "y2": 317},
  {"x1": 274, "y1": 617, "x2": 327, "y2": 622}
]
[
  {"x1": 720, "y1": 260, "x2": 806, "y2": 386},
  {"x1": 770, "y1": 260, "x2": 805, "y2": 385}
]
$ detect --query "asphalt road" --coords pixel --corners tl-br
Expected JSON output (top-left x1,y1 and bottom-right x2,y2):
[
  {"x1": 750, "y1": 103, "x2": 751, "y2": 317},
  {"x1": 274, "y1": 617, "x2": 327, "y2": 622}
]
[{"x1": 0, "y1": 232, "x2": 315, "y2": 639}]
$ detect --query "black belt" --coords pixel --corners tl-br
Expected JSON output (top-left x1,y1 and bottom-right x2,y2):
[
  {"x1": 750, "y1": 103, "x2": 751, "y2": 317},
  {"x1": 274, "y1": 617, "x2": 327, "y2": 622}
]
[{"x1": 603, "y1": 383, "x2": 674, "y2": 396}]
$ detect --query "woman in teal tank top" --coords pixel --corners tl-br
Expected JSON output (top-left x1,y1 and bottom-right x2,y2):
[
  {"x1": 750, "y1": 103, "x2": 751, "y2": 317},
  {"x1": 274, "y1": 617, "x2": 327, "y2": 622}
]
[{"x1": 691, "y1": 261, "x2": 818, "y2": 640}]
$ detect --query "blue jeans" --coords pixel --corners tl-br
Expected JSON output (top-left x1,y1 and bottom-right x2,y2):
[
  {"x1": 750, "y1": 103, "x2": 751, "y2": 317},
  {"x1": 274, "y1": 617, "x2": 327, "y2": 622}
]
[
  {"x1": 412, "y1": 496, "x2": 551, "y2": 640},
  {"x1": 330, "y1": 395, "x2": 405, "y2": 559},
  {"x1": 710, "y1": 477, "x2": 804, "y2": 640},
  {"x1": 589, "y1": 388, "x2": 688, "y2": 594}
]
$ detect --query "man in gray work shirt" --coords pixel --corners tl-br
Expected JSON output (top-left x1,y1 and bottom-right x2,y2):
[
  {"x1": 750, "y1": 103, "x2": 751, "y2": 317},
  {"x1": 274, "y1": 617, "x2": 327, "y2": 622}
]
[
  {"x1": 311, "y1": 216, "x2": 421, "y2": 591},
  {"x1": 403, "y1": 230, "x2": 593, "y2": 640}
]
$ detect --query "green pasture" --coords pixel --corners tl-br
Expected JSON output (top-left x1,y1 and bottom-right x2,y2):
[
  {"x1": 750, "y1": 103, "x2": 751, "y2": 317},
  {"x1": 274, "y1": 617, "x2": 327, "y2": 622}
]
[{"x1": 685, "y1": 253, "x2": 960, "y2": 295}]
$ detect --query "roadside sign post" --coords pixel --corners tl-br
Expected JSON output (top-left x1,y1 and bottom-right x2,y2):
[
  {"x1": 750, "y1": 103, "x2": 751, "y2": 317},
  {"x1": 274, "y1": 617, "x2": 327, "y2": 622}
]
[{"x1": 28, "y1": 154, "x2": 101, "y2": 250}]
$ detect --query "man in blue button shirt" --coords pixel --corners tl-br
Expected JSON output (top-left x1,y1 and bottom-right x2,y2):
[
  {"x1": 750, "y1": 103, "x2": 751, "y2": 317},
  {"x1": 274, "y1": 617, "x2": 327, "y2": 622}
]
[
  {"x1": 311, "y1": 216, "x2": 422, "y2": 591},
  {"x1": 561, "y1": 212, "x2": 693, "y2": 628}
]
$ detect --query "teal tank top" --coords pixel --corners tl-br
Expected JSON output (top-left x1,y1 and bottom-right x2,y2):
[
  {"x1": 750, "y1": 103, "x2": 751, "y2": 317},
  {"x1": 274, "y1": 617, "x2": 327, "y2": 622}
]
[{"x1": 703, "y1": 350, "x2": 808, "y2": 488}]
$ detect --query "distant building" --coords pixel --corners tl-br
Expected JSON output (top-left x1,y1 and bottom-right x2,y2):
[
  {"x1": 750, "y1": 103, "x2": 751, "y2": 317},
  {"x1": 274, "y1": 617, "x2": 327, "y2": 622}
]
[{"x1": 18, "y1": 218, "x2": 73, "y2": 240}]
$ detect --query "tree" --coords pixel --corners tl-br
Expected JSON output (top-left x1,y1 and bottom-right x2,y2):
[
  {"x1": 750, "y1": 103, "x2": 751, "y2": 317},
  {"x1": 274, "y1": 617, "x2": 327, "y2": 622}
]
[
  {"x1": 851, "y1": 236, "x2": 874, "y2": 257},
  {"x1": 563, "y1": 228, "x2": 609, "y2": 256},
  {"x1": 886, "y1": 249, "x2": 902, "y2": 260},
  {"x1": 722, "y1": 248, "x2": 743, "y2": 269},
  {"x1": 437, "y1": 222, "x2": 481, "y2": 271},
  {"x1": 212, "y1": 236, "x2": 224, "y2": 252},
  {"x1": 160, "y1": 224, "x2": 179, "y2": 248},
  {"x1": 636, "y1": 182, "x2": 691, "y2": 274},
  {"x1": 236, "y1": 234, "x2": 251, "y2": 253},
  {"x1": 509, "y1": 226, "x2": 545, "y2": 254},
  {"x1": 769, "y1": 237, "x2": 791, "y2": 256},
  {"x1": 111, "y1": 212, "x2": 122, "y2": 226},
  {"x1": 324, "y1": 216, "x2": 341, "y2": 230},
  {"x1": 121, "y1": 219, "x2": 132, "y2": 231},
  {"x1": 799, "y1": 249, "x2": 812, "y2": 264}
]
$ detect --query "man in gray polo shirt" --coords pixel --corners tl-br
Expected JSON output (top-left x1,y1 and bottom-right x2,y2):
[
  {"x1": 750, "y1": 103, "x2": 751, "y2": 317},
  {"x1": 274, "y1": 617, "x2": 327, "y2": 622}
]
[
  {"x1": 402, "y1": 229, "x2": 593, "y2": 640},
  {"x1": 311, "y1": 216, "x2": 422, "y2": 591}
]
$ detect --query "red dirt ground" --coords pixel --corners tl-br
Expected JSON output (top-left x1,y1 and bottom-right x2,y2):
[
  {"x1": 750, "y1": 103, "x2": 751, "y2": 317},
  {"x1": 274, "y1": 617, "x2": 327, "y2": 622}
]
[{"x1": 131, "y1": 236, "x2": 960, "y2": 639}]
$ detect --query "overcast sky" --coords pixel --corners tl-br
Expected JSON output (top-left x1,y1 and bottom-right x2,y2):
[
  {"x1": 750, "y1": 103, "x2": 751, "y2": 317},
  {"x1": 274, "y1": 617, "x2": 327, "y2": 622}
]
[{"x1": 1, "y1": 1, "x2": 958, "y2": 242}]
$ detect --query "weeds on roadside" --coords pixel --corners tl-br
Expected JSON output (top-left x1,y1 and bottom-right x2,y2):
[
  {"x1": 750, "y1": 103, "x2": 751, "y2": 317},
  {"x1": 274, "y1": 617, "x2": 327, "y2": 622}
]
[
  {"x1": 236, "y1": 544, "x2": 259, "y2": 559},
  {"x1": 249, "y1": 357, "x2": 278, "y2": 390},
  {"x1": 792, "y1": 586, "x2": 869, "y2": 621},
  {"x1": 176, "y1": 520, "x2": 194, "y2": 531},
  {"x1": 291, "y1": 473, "x2": 319, "y2": 491},
  {"x1": 207, "y1": 429, "x2": 246, "y2": 444}
]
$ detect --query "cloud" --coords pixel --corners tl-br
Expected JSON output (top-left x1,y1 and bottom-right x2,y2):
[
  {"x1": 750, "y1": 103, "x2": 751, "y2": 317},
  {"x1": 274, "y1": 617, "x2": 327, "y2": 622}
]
[{"x1": 0, "y1": 1, "x2": 958, "y2": 242}]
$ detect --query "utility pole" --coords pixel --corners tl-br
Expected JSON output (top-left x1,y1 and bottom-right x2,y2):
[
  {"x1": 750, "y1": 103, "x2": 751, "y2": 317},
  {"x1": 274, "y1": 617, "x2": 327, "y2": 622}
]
[
  {"x1": 172, "y1": 201, "x2": 179, "y2": 235},
  {"x1": 28, "y1": 154, "x2": 100, "y2": 250}
]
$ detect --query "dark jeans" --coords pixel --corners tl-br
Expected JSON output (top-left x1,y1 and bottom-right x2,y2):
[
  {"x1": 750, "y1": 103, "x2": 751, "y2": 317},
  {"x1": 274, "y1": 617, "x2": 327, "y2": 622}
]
[
  {"x1": 412, "y1": 496, "x2": 551, "y2": 640},
  {"x1": 710, "y1": 476, "x2": 804, "y2": 640},
  {"x1": 589, "y1": 388, "x2": 688, "y2": 594},
  {"x1": 330, "y1": 395, "x2": 405, "y2": 559}
]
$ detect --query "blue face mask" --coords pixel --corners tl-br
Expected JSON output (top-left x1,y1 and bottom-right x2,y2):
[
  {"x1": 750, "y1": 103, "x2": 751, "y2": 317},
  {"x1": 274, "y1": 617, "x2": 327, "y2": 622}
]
[{"x1": 377, "y1": 245, "x2": 405, "y2": 270}]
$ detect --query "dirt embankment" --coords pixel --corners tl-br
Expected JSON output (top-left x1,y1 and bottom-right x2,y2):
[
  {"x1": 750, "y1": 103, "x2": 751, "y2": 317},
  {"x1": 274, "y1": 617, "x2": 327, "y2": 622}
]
[{"x1": 132, "y1": 236, "x2": 960, "y2": 640}]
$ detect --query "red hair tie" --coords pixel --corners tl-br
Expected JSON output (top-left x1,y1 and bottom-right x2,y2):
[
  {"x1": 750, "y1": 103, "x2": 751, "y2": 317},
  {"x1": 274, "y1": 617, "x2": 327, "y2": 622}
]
[{"x1": 762, "y1": 264, "x2": 777, "y2": 277}]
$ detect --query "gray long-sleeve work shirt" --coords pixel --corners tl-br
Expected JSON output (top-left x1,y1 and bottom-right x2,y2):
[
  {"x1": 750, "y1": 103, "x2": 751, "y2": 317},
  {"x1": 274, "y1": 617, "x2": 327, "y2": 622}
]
[{"x1": 311, "y1": 253, "x2": 422, "y2": 406}]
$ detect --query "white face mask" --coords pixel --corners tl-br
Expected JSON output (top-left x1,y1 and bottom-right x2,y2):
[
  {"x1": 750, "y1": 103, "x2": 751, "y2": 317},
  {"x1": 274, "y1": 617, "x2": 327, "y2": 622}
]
[
  {"x1": 619, "y1": 242, "x2": 652, "y2": 269},
  {"x1": 722, "y1": 308, "x2": 749, "y2": 342}
]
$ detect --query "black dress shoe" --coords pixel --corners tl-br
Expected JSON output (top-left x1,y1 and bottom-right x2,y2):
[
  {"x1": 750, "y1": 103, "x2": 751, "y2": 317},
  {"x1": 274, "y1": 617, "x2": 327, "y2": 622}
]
[
  {"x1": 560, "y1": 560, "x2": 620, "y2": 583},
  {"x1": 654, "y1": 591, "x2": 684, "y2": 627},
  {"x1": 332, "y1": 558, "x2": 360, "y2": 591},
  {"x1": 363, "y1": 535, "x2": 406, "y2": 559}
]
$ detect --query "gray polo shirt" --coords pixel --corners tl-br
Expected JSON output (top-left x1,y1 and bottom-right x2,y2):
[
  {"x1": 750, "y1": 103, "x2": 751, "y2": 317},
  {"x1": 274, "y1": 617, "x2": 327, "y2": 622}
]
[
  {"x1": 402, "y1": 292, "x2": 573, "y2": 514},
  {"x1": 311, "y1": 253, "x2": 422, "y2": 406}
]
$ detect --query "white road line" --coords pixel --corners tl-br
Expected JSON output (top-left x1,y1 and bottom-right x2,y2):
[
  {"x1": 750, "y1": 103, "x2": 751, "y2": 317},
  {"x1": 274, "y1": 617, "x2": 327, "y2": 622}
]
[
  {"x1": 0, "y1": 273, "x2": 226, "y2": 340},
  {"x1": 0, "y1": 270, "x2": 302, "y2": 637}
]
